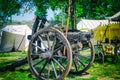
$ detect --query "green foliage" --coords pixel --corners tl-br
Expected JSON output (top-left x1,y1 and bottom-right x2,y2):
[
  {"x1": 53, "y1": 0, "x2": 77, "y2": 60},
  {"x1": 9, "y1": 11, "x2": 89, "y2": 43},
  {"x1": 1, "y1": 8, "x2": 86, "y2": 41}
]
[
  {"x1": 49, "y1": 0, "x2": 120, "y2": 19},
  {"x1": 0, "y1": 0, "x2": 21, "y2": 22},
  {"x1": 80, "y1": 0, "x2": 120, "y2": 19},
  {"x1": 32, "y1": 0, "x2": 120, "y2": 27},
  {"x1": 76, "y1": 2, "x2": 83, "y2": 18},
  {"x1": 0, "y1": 0, "x2": 33, "y2": 27},
  {"x1": 33, "y1": 0, "x2": 49, "y2": 17},
  {"x1": 0, "y1": 0, "x2": 120, "y2": 26}
]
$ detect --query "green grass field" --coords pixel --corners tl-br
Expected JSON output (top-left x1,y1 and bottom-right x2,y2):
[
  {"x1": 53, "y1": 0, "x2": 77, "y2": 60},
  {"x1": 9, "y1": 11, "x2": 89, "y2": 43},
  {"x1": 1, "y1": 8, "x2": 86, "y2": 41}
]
[{"x1": 0, "y1": 52, "x2": 120, "y2": 80}]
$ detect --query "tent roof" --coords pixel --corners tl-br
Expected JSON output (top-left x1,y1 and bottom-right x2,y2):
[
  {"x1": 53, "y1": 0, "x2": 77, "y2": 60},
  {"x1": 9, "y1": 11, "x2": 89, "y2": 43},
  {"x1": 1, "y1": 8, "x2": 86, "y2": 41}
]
[
  {"x1": 109, "y1": 11, "x2": 120, "y2": 21},
  {"x1": 77, "y1": 19, "x2": 109, "y2": 30},
  {"x1": 2, "y1": 25, "x2": 31, "y2": 35}
]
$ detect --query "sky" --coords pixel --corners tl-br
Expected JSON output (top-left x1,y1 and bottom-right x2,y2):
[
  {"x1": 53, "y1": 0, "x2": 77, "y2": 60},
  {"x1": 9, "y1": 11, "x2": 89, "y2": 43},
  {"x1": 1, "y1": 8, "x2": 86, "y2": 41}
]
[{"x1": 12, "y1": 8, "x2": 55, "y2": 21}]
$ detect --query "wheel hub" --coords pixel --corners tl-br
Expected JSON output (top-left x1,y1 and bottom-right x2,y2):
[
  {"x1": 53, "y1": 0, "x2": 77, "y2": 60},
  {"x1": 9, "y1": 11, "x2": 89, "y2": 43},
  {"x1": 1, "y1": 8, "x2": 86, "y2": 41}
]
[{"x1": 39, "y1": 51, "x2": 52, "y2": 59}]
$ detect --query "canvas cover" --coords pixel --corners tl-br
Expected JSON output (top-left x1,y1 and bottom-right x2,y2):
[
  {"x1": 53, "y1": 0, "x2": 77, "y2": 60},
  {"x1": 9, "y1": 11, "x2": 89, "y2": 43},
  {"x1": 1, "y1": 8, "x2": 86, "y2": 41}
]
[
  {"x1": 77, "y1": 19, "x2": 109, "y2": 31},
  {"x1": 0, "y1": 25, "x2": 32, "y2": 52},
  {"x1": 93, "y1": 23, "x2": 120, "y2": 42}
]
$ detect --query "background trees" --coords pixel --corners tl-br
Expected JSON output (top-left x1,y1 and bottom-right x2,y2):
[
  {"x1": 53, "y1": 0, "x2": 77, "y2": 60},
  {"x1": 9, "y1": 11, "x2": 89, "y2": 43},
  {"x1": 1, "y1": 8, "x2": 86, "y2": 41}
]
[
  {"x1": 33, "y1": 0, "x2": 120, "y2": 19},
  {"x1": 0, "y1": 0, "x2": 33, "y2": 25},
  {"x1": 0, "y1": 0, "x2": 20, "y2": 24},
  {"x1": 0, "y1": 0, "x2": 120, "y2": 26}
]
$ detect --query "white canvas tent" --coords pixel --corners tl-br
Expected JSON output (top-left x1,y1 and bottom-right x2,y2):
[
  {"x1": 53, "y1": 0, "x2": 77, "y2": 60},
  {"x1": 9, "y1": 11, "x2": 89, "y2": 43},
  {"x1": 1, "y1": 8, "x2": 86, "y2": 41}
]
[
  {"x1": 109, "y1": 11, "x2": 120, "y2": 21},
  {"x1": 0, "y1": 25, "x2": 32, "y2": 52},
  {"x1": 77, "y1": 19, "x2": 109, "y2": 31}
]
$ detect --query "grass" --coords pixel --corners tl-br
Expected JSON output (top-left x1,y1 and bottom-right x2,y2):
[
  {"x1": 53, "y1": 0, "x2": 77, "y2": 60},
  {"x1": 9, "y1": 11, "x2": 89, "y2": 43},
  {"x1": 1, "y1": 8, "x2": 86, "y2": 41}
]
[{"x1": 0, "y1": 52, "x2": 120, "y2": 80}]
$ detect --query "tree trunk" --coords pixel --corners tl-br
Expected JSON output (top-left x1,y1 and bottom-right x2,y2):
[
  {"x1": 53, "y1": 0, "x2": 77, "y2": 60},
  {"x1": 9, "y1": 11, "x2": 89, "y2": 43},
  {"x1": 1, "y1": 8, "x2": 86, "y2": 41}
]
[{"x1": 71, "y1": 0, "x2": 76, "y2": 30}]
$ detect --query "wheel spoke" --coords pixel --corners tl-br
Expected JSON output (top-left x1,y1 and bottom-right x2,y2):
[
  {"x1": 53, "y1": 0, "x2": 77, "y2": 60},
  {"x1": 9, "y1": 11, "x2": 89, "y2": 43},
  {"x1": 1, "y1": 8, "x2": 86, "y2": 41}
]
[
  {"x1": 39, "y1": 60, "x2": 48, "y2": 75},
  {"x1": 53, "y1": 55, "x2": 67, "y2": 59},
  {"x1": 33, "y1": 59, "x2": 44, "y2": 67},
  {"x1": 51, "y1": 61, "x2": 58, "y2": 78},
  {"x1": 53, "y1": 58, "x2": 65, "y2": 70},
  {"x1": 53, "y1": 45, "x2": 64, "y2": 54},
  {"x1": 47, "y1": 63, "x2": 51, "y2": 79},
  {"x1": 51, "y1": 36, "x2": 57, "y2": 51},
  {"x1": 46, "y1": 34, "x2": 51, "y2": 50},
  {"x1": 73, "y1": 59, "x2": 78, "y2": 72},
  {"x1": 32, "y1": 43, "x2": 45, "y2": 52},
  {"x1": 75, "y1": 56, "x2": 86, "y2": 67},
  {"x1": 38, "y1": 35, "x2": 48, "y2": 49},
  {"x1": 31, "y1": 54, "x2": 41, "y2": 56},
  {"x1": 79, "y1": 61, "x2": 86, "y2": 67}
]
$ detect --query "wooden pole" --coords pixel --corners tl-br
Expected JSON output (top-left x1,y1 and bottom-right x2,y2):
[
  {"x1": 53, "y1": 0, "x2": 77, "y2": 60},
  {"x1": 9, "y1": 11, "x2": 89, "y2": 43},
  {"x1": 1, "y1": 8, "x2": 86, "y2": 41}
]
[
  {"x1": 64, "y1": 0, "x2": 71, "y2": 55},
  {"x1": 17, "y1": 29, "x2": 26, "y2": 51}
]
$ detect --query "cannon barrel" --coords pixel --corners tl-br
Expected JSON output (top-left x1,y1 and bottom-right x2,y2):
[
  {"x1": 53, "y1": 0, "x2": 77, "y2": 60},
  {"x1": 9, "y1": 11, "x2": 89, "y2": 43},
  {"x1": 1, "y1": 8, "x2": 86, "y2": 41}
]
[{"x1": 66, "y1": 30, "x2": 93, "y2": 42}]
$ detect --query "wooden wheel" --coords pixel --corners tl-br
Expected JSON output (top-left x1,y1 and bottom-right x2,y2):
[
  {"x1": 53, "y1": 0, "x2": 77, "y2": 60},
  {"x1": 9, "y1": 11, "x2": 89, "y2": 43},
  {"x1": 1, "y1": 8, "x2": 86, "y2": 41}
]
[
  {"x1": 28, "y1": 27, "x2": 72, "y2": 80},
  {"x1": 70, "y1": 40, "x2": 94, "y2": 74}
]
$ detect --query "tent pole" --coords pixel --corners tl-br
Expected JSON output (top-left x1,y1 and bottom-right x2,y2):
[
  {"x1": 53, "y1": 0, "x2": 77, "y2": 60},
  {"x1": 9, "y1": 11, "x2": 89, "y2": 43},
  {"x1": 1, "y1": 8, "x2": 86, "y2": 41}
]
[
  {"x1": 17, "y1": 29, "x2": 26, "y2": 51},
  {"x1": 102, "y1": 20, "x2": 110, "y2": 42},
  {"x1": 64, "y1": 0, "x2": 71, "y2": 55}
]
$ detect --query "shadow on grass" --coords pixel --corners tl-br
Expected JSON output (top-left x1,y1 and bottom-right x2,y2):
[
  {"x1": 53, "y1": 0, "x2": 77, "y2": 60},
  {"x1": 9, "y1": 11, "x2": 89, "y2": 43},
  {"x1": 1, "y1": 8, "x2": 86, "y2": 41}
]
[{"x1": 0, "y1": 52, "x2": 120, "y2": 80}]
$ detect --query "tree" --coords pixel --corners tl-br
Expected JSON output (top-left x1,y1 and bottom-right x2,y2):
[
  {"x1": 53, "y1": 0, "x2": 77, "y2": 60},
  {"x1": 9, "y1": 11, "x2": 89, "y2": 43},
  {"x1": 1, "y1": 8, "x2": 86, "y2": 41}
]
[
  {"x1": 33, "y1": 0, "x2": 120, "y2": 29},
  {"x1": 1, "y1": 0, "x2": 120, "y2": 22},
  {"x1": 0, "y1": 0, "x2": 34, "y2": 27},
  {"x1": 32, "y1": 0, "x2": 120, "y2": 19},
  {"x1": 1, "y1": 0, "x2": 120, "y2": 25},
  {"x1": 78, "y1": 0, "x2": 120, "y2": 19},
  {"x1": 0, "y1": 0, "x2": 21, "y2": 23}
]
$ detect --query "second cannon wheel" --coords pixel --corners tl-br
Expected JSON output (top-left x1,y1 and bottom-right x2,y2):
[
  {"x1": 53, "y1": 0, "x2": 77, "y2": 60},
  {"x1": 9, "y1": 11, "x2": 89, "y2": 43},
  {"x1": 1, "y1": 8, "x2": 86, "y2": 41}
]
[{"x1": 70, "y1": 40, "x2": 94, "y2": 74}]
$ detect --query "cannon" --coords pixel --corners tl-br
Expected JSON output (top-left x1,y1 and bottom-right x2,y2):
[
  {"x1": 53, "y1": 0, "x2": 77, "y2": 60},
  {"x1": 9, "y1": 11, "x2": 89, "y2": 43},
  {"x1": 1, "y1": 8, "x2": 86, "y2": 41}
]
[{"x1": 27, "y1": 17, "x2": 94, "y2": 80}]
